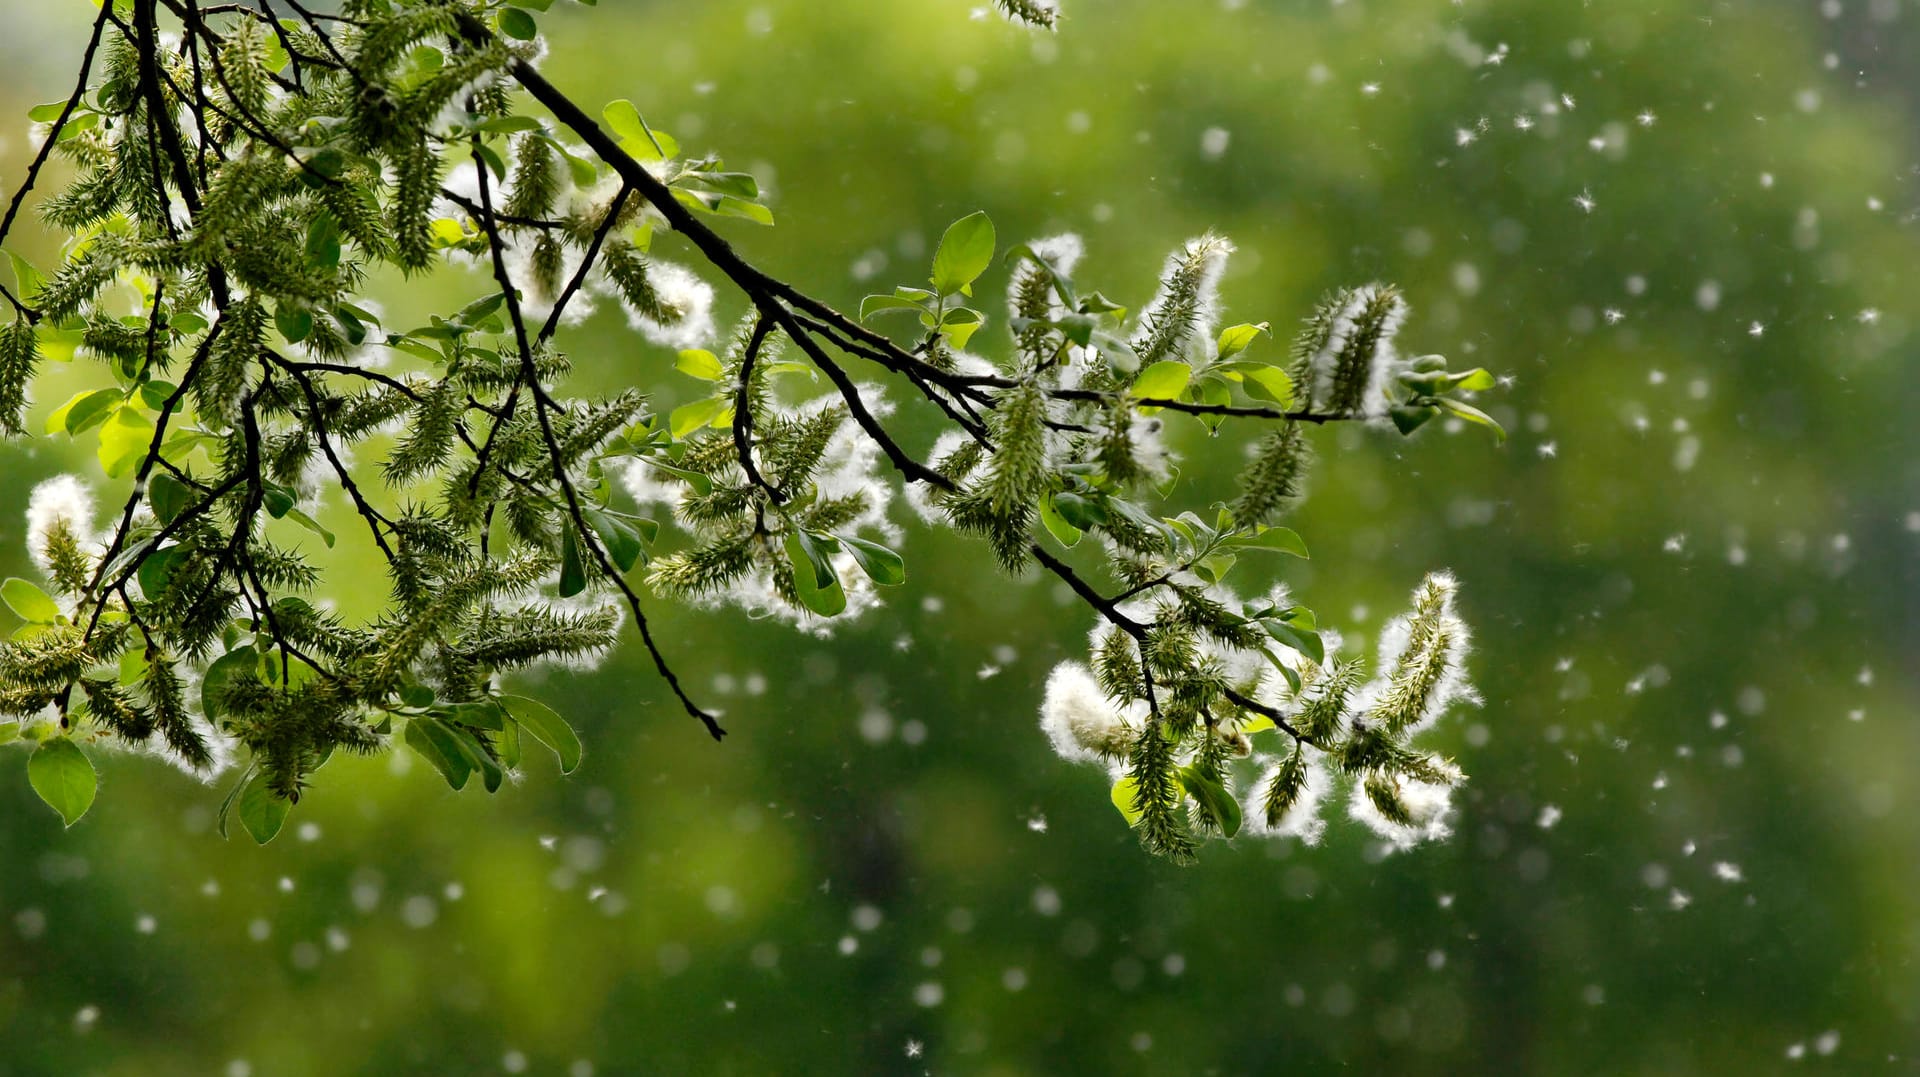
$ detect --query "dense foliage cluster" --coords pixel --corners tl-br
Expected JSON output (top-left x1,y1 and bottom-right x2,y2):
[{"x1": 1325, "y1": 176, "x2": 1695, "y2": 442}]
[{"x1": 0, "y1": 0, "x2": 1499, "y2": 857}]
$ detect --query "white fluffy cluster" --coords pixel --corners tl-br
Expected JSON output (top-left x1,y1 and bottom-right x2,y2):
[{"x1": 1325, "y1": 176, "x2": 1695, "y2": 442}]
[
  {"x1": 25, "y1": 474, "x2": 97, "y2": 578},
  {"x1": 619, "y1": 259, "x2": 716, "y2": 351},
  {"x1": 1040, "y1": 571, "x2": 1475, "y2": 854},
  {"x1": 439, "y1": 160, "x2": 709, "y2": 346},
  {"x1": 1347, "y1": 769, "x2": 1458, "y2": 851},
  {"x1": 1303, "y1": 283, "x2": 1409, "y2": 419},
  {"x1": 1135, "y1": 234, "x2": 1234, "y2": 367},
  {"x1": 1038, "y1": 660, "x2": 1143, "y2": 767},
  {"x1": 622, "y1": 388, "x2": 898, "y2": 637}
]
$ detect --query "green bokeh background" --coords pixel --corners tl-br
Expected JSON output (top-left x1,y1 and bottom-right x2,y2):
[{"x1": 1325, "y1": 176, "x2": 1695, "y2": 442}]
[{"x1": 3, "y1": 1, "x2": 1917, "y2": 1073}]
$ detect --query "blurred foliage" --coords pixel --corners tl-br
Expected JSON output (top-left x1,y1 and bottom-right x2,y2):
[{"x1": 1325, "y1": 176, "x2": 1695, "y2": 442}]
[{"x1": 2, "y1": 0, "x2": 1917, "y2": 1074}]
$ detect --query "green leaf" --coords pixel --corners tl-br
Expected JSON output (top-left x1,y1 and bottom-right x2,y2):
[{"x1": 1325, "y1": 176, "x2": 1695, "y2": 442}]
[
  {"x1": 1241, "y1": 525, "x2": 1308, "y2": 558},
  {"x1": 135, "y1": 546, "x2": 183, "y2": 598},
  {"x1": 404, "y1": 716, "x2": 473, "y2": 790},
  {"x1": 1241, "y1": 366, "x2": 1295, "y2": 409},
  {"x1": 838, "y1": 534, "x2": 906, "y2": 586},
  {"x1": 304, "y1": 213, "x2": 341, "y2": 269},
  {"x1": 200, "y1": 644, "x2": 258, "y2": 718},
  {"x1": 28, "y1": 737, "x2": 96, "y2": 827},
  {"x1": 669, "y1": 396, "x2": 727, "y2": 439},
  {"x1": 2, "y1": 578, "x2": 60, "y2": 624},
  {"x1": 236, "y1": 770, "x2": 291, "y2": 844},
  {"x1": 284, "y1": 507, "x2": 336, "y2": 548},
  {"x1": 1051, "y1": 491, "x2": 1105, "y2": 531},
  {"x1": 445, "y1": 723, "x2": 504, "y2": 793},
  {"x1": 274, "y1": 303, "x2": 313, "y2": 344},
  {"x1": 27, "y1": 101, "x2": 70, "y2": 123},
  {"x1": 5, "y1": 247, "x2": 45, "y2": 299},
  {"x1": 1178, "y1": 764, "x2": 1242, "y2": 838},
  {"x1": 938, "y1": 306, "x2": 983, "y2": 349},
  {"x1": 558, "y1": 524, "x2": 587, "y2": 597},
  {"x1": 49, "y1": 387, "x2": 122, "y2": 435},
  {"x1": 930, "y1": 211, "x2": 995, "y2": 296},
  {"x1": 97, "y1": 406, "x2": 155, "y2": 478},
  {"x1": 1434, "y1": 397, "x2": 1507, "y2": 443},
  {"x1": 601, "y1": 99, "x2": 677, "y2": 160},
  {"x1": 860, "y1": 294, "x2": 924, "y2": 321},
  {"x1": 1215, "y1": 321, "x2": 1270, "y2": 359},
  {"x1": 497, "y1": 694, "x2": 582, "y2": 773},
  {"x1": 1037, "y1": 494, "x2": 1083, "y2": 547},
  {"x1": 783, "y1": 531, "x2": 846, "y2": 616},
  {"x1": 1110, "y1": 775, "x2": 1145, "y2": 827},
  {"x1": 675, "y1": 348, "x2": 723, "y2": 380},
  {"x1": 584, "y1": 507, "x2": 644, "y2": 572},
  {"x1": 1263, "y1": 619, "x2": 1325, "y2": 666},
  {"x1": 1389, "y1": 403, "x2": 1438, "y2": 435},
  {"x1": 497, "y1": 7, "x2": 537, "y2": 39},
  {"x1": 1130, "y1": 360, "x2": 1191, "y2": 402}
]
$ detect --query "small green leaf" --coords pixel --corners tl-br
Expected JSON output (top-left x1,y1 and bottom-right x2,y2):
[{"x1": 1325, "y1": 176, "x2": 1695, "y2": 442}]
[
  {"x1": 97, "y1": 406, "x2": 155, "y2": 478},
  {"x1": 201, "y1": 644, "x2": 258, "y2": 718},
  {"x1": 1241, "y1": 366, "x2": 1295, "y2": 409},
  {"x1": 236, "y1": 770, "x2": 291, "y2": 844},
  {"x1": 404, "y1": 716, "x2": 472, "y2": 790},
  {"x1": 558, "y1": 524, "x2": 587, "y2": 597},
  {"x1": 601, "y1": 99, "x2": 677, "y2": 161},
  {"x1": 784, "y1": 531, "x2": 846, "y2": 616},
  {"x1": 1037, "y1": 494, "x2": 1083, "y2": 547},
  {"x1": 838, "y1": 534, "x2": 905, "y2": 586},
  {"x1": 497, "y1": 694, "x2": 582, "y2": 773},
  {"x1": 49, "y1": 387, "x2": 122, "y2": 435},
  {"x1": 1178, "y1": 765, "x2": 1242, "y2": 838},
  {"x1": 1110, "y1": 775, "x2": 1145, "y2": 827},
  {"x1": 930, "y1": 211, "x2": 995, "y2": 296},
  {"x1": 1263, "y1": 619, "x2": 1325, "y2": 666},
  {"x1": 669, "y1": 397, "x2": 727, "y2": 439},
  {"x1": 284, "y1": 507, "x2": 336, "y2": 548},
  {"x1": 675, "y1": 348, "x2": 723, "y2": 380},
  {"x1": 2, "y1": 578, "x2": 60, "y2": 624},
  {"x1": 274, "y1": 303, "x2": 313, "y2": 344},
  {"x1": 147, "y1": 472, "x2": 190, "y2": 528},
  {"x1": 28, "y1": 737, "x2": 96, "y2": 827},
  {"x1": 304, "y1": 213, "x2": 341, "y2": 269},
  {"x1": 136, "y1": 546, "x2": 184, "y2": 598},
  {"x1": 1242, "y1": 525, "x2": 1308, "y2": 558},
  {"x1": 1130, "y1": 360, "x2": 1191, "y2": 403},
  {"x1": 1389, "y1": 403, "x2": 1438, "y2": 435},
  {"x1": 584, "y1": 507, "x2": 644, "y2": 572},
  {"x1": 860, "y1": 294, "x2": 924, "y2": 322},
  {"x1": 1434, "y1": 397, "x2": 1507, "y2": 443},
  {"x1": 497, "y1": 6, "x2": 537, "y2": 39},
  {"x1": 1215, "y1": 321, "x2": 1270, "y2": 359}
]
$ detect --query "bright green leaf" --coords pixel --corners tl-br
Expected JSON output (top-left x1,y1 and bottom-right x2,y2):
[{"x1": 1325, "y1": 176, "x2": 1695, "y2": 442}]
[
  {"x1": 236, "y1": 770, "x2": 290, "y2": 844},
  {"x1": 28, "y1": 737, "x2": 96, "y2": 827},
  {"x1": 930, "y1": 211, "x2": 995, "y2": 296},
  {"x1": 675, "y1": 348, "x2": 723, "y2": 380},
  {"x1": 838, "y1": 534, "x2": 906, "y2": 586},
  {"x1": 1130, "y1": 360, "x2": 1192, "y2": 402},
  {"x1": 2, "y1": 578, "x2": 60, "y2": 624},
  {"x1": 498, "y1": 694, "x2": 582, "y2": 773}
]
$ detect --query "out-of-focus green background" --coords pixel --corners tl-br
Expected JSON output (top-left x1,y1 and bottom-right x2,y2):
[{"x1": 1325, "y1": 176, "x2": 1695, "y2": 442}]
[{"x1": 3, "y1": 1, "x2": 1917, "y2": 1073}]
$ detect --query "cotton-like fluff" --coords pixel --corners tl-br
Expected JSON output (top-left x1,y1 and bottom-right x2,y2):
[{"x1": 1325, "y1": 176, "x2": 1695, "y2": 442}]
[
  {"x1": 625, "y1": 389, "x2": 898, "y2": 637},
  {"x1": 1347, "y1": 766, "x2": 1457, "y2": 851},
  {"x1": 1006, "y1": 233, "x2": 1083, "y2": 323},
  {"x1": 619, "y1": 260, "x2": 715, "y2": 351},
  {"x1": 1039, "y1": 661, "x2": 1141, "y2": 765},
  {"x1": 26, "y1": 474, "x2": 96, "y2": 576},
  {"x1": 1242, "y1": 747, "x2": 1332, "y2": 845},
  {"x1": 1346, "y1": 571, "x2": 1476, "y2": 736},
  {"x1": 1131, "y1": 234, "x2": 1234, "y2": 367},
  {"x1": 1300, "y1": 283, "x2": 1409, "y2": 419},
  {"x1": 903, "y1": 429, "x2": 982, "y2": 525}
]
